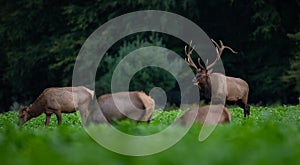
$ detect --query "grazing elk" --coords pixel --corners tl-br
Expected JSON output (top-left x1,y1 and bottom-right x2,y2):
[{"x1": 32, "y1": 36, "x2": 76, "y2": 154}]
[
  {"x1": 185, "y1": 40, "x2": 250, "y2": 117},
  {"x1": 18, "y1": 86, "x2": 94, "y2": 126},
  {"x1": 89, "y1": 91, "x2": 155, "y2": 124},
  {"x1": 177, "y1": 104, "x2": 231, "y2": 126}
]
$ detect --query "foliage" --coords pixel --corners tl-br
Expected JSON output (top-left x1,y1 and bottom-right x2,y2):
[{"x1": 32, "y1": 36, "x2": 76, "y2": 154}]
[
  {"x1": 1, "y1": 105, "x2": 300, "y2": 165},
  {"x1": 96, "y1": 34, "x2": 184, "y2": 95},
  {"x1": 282, "y1": 31, "x2": 300, "y2": 94},
  {"x1": 0, "y1": 0, "x2": 299, "y2": 112}
]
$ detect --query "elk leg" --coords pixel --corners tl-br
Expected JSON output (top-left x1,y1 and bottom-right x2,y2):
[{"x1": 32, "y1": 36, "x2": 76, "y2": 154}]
[
  {"x1": 78, "y1": 108, "x2": 88, "y2": 125},
  {"x1": 240, "y1": 103, "x2": 250, "y2": 117},
  {"x1": 55, "y1": 112, "x2": 62, "y2": 125},
  {"x1": 236, "y1": 100, "x2": 248, "y2": 117},
  {"x1": 45, "y1": 114, "x2": 51, "y2": 126},
  {"x1": 241, "y1": 104, "x2": 251, "y2": 117},
  {"x1": 146, "y1": 115, "x2": 152, "y2": 124},
  {"x1": 79, "y1": 103, "x2": 90, "y2": 125},
  {"x1": 245, "y1": 104, "x2": 250, "y2": 117}
]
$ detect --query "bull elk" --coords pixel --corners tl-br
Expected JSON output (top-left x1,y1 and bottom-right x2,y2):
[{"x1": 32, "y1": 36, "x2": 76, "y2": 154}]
[
  {"x1": 185, "y1": 39, "x2": 250, "y2": 117},
  {"x1": 88, "y1": 91, "x2": 155, "y2": 124},
  {"x1": 18, "y1": 86, "x2": 94, "y2": 126},
  {"x1": 177, "y1": 104, "x2": 231, "y2": 126}
]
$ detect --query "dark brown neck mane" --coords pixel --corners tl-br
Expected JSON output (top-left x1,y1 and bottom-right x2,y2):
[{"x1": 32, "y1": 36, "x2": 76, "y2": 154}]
[{"x1": 204, "y1": 77, "x2": 211, "y2": 99}]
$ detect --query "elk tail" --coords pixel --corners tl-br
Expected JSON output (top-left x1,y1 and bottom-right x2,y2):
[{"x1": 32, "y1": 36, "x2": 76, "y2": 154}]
[{"x1": 85, "y1": 88, "x2": 95, "y2": 100}]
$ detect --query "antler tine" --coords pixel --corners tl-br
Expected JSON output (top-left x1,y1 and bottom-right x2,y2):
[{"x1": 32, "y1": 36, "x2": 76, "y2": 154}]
[
  {"x1": 211, "y1": 39, "x2": 222, "y2": 55},
  {"x1": 223, "y1": 45, "x2": 238, "y2": 54},
  {"x1": 184, "y1": 41, "x2": 201, "y2": 70},
  {"x1": 213, "y1": 39, "x2": 238, "y2": 55},
  {"x1": 219, "y1": 40, "x2": 238, "y2": 54},
  {"x1": 207, "y1": 39, "x2": 222, "y2": 70},
  {"x1": 198, "y1": 58, "x2": 205, "y2": 70},
  {"x1": 207, "y1": 39, "x2": 238, "y2": 70}
]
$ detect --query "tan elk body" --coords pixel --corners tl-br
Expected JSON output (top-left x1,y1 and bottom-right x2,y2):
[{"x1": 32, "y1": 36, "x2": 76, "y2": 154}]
[
  {"x1": 185, "y1": 40, "x2": 250, "y2": 117},
  {"x1": 177, "y1": 104, "x2": 231, "y2": 125},
  {"x1": 209, "y1": 73, "x2": 249, "y2": 108},
  {"x1": 18, "y1": 86, "x2": 94, "y2": 126},
  {"x1": 88, "y1": 91, "x2": 155, "y2": 123}
]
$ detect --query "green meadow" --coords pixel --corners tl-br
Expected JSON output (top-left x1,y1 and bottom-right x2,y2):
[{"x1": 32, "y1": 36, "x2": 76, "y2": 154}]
[{"x1": 1, "y1": 105, "x2": 300, "y2": 165}]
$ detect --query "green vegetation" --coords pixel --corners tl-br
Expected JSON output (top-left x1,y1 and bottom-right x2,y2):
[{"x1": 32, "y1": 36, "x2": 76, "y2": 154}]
[
  {"x1": 0, "y1": 0, "x2": 299, "y2": 112},
  {"x1": 1, "y1": 105, "x2": 300, "y2": 165},
  {"x1": 97, "y1": 34, "x2": 180, "y2": 95},
  {"x1": 1, "y1": 1, "x2": 298, "y2": 164}
]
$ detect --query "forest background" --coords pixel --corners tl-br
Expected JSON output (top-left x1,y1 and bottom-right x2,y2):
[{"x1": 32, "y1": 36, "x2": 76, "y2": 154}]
[{"x1": 0, "y1": 0, "x2": 299, "y2": 112}]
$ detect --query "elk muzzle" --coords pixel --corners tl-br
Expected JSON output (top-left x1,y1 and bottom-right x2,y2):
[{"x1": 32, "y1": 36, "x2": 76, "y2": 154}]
[{"x1": 192, "y1": 77, "x2": 198, "y2": 86}]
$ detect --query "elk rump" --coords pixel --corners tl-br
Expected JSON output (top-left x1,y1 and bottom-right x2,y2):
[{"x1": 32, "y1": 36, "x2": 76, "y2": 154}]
[
  {"x1": 177, "y1": 104, "x2": 231, "y2": 126},
  {"x1": 91, "y1": 91, "x2": 155, "y2": 123}
]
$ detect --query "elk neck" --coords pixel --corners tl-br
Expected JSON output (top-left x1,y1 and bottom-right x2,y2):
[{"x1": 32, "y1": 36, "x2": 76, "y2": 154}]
[
  {"x1": 26, "y1": 104, "x2": 44, "y2": 118},
  {"x1": 204, "y1": 77, "x2": 212, "y2": 98}
]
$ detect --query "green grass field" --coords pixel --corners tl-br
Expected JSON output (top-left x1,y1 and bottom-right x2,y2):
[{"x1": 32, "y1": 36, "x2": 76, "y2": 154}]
[{"x1": 1, "y1": 105, "x2": 300, "y2": 165}]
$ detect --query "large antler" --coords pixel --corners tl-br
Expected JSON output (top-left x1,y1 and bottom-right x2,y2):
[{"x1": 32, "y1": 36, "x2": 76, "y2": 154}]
[
  {"x1": 206, "y1": 39, "x2": 237, "y2": 70},
  {"x1": 184, "y1": 41, "x2": 205, "y2": 70}
]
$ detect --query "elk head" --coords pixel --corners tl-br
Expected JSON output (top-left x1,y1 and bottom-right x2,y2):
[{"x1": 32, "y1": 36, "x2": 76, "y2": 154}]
[
  {"x1": 184, "y1": 39, "x2": 237, "y2": 90},
  {"x1": 18, "y1": 104, "x2": 31, "y2": 125}
]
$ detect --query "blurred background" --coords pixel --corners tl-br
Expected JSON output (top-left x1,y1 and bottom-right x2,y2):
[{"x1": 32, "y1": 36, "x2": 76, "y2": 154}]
[{"x1": 0, "y1": 0, "x2": 299, "y2": 112}]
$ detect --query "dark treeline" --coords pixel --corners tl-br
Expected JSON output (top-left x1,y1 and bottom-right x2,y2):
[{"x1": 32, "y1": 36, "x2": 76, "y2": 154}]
[{"x1": 0, "y1": 0, "x2": 299, "y2": 112}]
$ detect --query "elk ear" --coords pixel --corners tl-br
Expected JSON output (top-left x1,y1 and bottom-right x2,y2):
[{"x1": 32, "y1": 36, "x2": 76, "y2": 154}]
[
  {"x1": 19, "y1": 104, "x2": 27, "y2": 111},
  {"x1": 208, "y1": 69, "x2": 213, "y2": 75},
  {"x1": 26, "y1": 105, "x2": 32, "y2": 112}
]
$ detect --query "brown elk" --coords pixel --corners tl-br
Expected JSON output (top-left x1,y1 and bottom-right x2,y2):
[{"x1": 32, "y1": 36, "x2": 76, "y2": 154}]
[
  {"x1": 185, "y1": 40, "x2": 250, "y2": 117},
  {"x1": 18, "y1": 86, "x2": 94, "y2": 126},
  {"x1": 88, "y1": 91, "x2": 155, "y2": 124},
  {"x1": 177, "y1": 104, "x2": 231, "y2": 126},
  {"x1": 298, "y1": 97, "x2": 300, "y2": 104}
]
